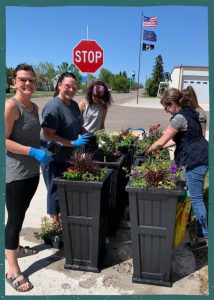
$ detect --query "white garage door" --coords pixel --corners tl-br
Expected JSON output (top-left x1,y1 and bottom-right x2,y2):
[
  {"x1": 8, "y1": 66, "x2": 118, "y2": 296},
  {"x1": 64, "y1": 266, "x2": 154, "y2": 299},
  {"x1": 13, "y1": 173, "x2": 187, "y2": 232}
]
[{"x1": 182, "y1": 77, "x2": 209, "y2": 104}]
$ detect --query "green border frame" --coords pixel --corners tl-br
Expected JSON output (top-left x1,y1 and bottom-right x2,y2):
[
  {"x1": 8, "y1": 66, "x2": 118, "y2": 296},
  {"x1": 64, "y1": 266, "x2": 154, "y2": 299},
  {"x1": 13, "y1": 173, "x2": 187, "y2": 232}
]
[{"x1": 0, "y1": 0, "x2": 213, "y2": 299}]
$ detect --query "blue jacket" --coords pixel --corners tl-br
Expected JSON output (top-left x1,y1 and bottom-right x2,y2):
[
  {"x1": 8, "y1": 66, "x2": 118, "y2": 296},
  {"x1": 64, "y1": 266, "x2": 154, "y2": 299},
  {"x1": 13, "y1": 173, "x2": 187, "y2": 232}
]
[{"x1": 173, "y1": 106, "x2": 208, "y2": 170}]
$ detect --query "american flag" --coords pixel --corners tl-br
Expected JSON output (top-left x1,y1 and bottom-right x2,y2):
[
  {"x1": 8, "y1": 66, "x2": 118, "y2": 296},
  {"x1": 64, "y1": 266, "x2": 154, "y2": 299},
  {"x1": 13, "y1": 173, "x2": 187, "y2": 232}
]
[{"x1": 143, "y1": 16, "x2": 158, "y2": 27}]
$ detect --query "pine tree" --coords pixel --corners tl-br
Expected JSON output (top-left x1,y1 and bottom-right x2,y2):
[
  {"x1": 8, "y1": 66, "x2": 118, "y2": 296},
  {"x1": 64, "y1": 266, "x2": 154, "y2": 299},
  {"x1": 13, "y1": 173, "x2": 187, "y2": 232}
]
[{"x1": 146, "y1": 55, "x2": 164, "y2": 96}]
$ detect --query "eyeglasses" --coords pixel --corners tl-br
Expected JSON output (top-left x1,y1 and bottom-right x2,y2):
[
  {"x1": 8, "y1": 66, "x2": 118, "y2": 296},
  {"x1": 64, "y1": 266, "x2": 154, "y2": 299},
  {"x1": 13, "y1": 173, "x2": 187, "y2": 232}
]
[
  {"x1": 92, "y1": 94, "x2": 104, "y2": 99},
  {"x1": 163, "y1": 103, "x2": 172, "y2": 111},
  {"x1": 61, "y1": 83, "x2": 77, "y2": 91},
  {"x1": 17, "y1": 77, "x2": 37, "y2": 84}
]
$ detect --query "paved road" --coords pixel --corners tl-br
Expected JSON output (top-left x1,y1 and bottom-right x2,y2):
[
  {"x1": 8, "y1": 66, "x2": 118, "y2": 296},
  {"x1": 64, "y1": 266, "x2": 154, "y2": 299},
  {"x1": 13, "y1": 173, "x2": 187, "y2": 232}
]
[{"x1": 34, "y1": 92, "x2": 209, "y2": 132}]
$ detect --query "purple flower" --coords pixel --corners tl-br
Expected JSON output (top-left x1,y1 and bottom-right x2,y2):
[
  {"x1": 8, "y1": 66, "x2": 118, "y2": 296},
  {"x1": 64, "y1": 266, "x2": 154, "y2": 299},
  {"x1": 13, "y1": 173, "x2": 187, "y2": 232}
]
[
  {"x1": 132, "y1": 171, "x2": 139, "y2": 177},
  {"x1": 169, "y1": 165, "x2": 177, "y2": 173},
  {"x1": 171, "y1": 175, "x2": 177, "y2": 180}
]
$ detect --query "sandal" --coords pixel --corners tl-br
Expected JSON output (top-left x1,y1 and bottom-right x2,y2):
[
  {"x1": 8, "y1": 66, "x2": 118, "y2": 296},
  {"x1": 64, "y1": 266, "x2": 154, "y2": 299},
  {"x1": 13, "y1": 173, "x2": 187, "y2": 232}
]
[
  {"x1": 6, "y1": 271, "x2": 33, "y2": 292},
  {"x1": 18, "y1": 246, "x2": 38, "y2": 258}
]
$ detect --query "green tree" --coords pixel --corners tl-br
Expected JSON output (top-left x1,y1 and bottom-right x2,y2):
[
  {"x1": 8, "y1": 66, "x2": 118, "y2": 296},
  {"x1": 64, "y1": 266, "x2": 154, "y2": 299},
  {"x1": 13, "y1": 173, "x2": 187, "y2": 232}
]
[
  {"x1": 98, "y1": 68, "x2": 113, "y2": 88},
  {"x1": 87, "y1": 74, "x2": 97, "y2": 85},
  {"x1": 145, "y1": 55, "x2": 164, "y2": 96},
  {"x1": 68, "y1": 64, "x2": 82, "y2": 86},
  {"x1": 56, "y1": 62, "x2": 71, "y2": 74},
  {"x1": 56, "y1": 62, "x2": 82, "y2": 87},
  {"x1": 35, "y1": 62, "x2": 56, "y2": 91},
  {"x1": 6, "y1": 67, "x2": 14, "y2": 93},
  {"x1": 122, "y1": 71, "x2": 127, "y2": 78},
  {"x1": 152, "y1": 55, "x2": 164, "y2": 82},
  {"x1": 111, "y1": 75, "x2": 130, "y2": 92}
]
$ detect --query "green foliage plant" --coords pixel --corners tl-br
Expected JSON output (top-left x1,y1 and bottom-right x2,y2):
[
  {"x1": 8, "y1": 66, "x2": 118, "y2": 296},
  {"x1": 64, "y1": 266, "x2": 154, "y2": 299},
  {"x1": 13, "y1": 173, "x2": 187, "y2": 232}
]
[
  {"x1": 63, "y1": 150, "x2": 107, "y2": 182},
  {"x1": 135, "y1": 124, "x2": 169, "y2": 159},
  {"x1": 126, "y1": 157, "x2": 184, "y2": 189},
  {"x1": 34, "y1": 216, "x2": 62, "y2": 241}
]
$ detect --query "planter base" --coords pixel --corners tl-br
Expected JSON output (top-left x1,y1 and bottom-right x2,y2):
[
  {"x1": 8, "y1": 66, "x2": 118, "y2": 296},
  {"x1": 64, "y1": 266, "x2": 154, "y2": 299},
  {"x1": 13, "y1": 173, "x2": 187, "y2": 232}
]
[
  {"x1": 55, "y1": 170, "x2": 112, "y2": 272},
  {"x1": 132, "y1": 276, "x2": 172, "y2": 287},
  {"x1": 64, "y1": 263, "x2": 100, "y2": 273}
]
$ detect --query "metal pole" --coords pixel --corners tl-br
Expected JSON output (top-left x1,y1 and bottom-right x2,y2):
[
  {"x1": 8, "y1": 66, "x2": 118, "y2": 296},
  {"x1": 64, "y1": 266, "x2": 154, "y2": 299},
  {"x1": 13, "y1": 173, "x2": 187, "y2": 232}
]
[
  {"x1": 87, "y1": 25, "x2": 89, "y2": 86},
  {"x1": 86, "y1": 24, "x2": 89, "y2": 40},
  {"x1": 137, "y1": 12, "x2": 144, "y2": 104}
]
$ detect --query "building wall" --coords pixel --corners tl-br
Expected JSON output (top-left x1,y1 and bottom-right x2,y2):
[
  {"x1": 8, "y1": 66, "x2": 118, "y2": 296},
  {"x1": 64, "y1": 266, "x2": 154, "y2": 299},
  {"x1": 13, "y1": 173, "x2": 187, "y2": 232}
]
[
  {"x1": 170, "y1": 68, "x2": 181, "y2": 89},
  {"x1": 169, "y1": 67, "x2": 209, "y2": 104}
]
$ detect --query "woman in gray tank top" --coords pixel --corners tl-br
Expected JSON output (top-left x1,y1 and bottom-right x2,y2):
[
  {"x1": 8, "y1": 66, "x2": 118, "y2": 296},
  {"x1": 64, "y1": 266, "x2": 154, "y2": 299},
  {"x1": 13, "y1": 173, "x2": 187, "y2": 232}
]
[
  {"x1": 5, "y1": 64, "x2": 52, "y2": 292},
  {"x1": 79, "y1": 80, "x2": 113, "y2": 133}
]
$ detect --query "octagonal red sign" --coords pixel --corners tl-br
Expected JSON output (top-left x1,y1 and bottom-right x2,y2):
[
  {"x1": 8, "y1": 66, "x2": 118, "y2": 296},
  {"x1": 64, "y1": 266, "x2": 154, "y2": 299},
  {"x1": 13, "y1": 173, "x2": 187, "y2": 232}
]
[{"x1": 73, "y1": 40, "x2": 104, "y2": 73}]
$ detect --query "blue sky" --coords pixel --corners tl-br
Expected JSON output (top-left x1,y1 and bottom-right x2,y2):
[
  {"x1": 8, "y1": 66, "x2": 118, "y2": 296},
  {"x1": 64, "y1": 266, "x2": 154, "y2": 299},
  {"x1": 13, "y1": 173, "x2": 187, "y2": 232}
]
[{"x1": 6, "y1": 5, "x2": 208, "y2": 85}]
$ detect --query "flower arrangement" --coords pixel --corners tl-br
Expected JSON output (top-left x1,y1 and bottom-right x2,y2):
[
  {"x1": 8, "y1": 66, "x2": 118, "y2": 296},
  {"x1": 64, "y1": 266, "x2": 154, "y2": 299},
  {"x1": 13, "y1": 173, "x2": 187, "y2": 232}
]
[
  {"x1": 126, "y1": 157, "x2": 184, "y2": 189},
  {"x1": 63, "y1": 150, "x2": 107, "y2": 181},
  {"x1": 95, "y1": 129, "x2": 137, "y2": 159},
  {"x1": 134, "y1": 124, "x2": 169, "y2": 159},
  {"x1": 111, "y1": 129, "x2": 137, "y2": 152},
  {"x1": 95, "y1": 129, "x2": 117, "y2": 154},
  {"x1": 34, "y1": 216, "x2": 62, "y2": 241}
]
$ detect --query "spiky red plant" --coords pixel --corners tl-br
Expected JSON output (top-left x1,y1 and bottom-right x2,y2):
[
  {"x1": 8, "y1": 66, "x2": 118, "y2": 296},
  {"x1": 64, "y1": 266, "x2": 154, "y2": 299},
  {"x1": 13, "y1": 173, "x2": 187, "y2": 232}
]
[{"x1": 69, "y1": 150, "x2": 98, "y2": 175}]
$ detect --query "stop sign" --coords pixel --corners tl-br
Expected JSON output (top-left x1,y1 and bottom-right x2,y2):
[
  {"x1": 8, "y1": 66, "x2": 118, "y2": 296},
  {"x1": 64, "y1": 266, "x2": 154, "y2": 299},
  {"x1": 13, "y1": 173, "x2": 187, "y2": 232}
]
[{"x1": 73, "y1": 40, "x2": 104, "y2": 73}]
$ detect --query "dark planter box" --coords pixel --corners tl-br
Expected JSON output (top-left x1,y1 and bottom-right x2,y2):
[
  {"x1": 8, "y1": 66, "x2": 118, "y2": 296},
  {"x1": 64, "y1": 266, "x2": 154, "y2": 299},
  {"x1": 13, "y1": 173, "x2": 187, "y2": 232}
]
[
  {"x1": 54, "y1": 170, "x2": 112, "y2": 273},
  {"x1": 120, "y1": 148, "x2": 134, "y2": 171},
  {"x1": 44, "y1": 236, "x2": 63, "y2": 249},
  {"x1": 126, "y1": 184, "x2": 183, "y2": 287},
  {"x1": 95, "y1": 153, "x2": 128, "y2": 235}
]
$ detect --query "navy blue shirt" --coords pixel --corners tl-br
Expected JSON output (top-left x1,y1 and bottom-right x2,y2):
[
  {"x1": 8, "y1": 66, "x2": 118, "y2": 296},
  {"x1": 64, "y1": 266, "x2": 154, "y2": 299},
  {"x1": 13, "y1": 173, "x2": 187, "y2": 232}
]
[
  {"x1": 41, "y1": 97, "x2": 83, "y2": 161},
  {"x1": 41, "y1": 97, "x2": 83, "y2": 140}
]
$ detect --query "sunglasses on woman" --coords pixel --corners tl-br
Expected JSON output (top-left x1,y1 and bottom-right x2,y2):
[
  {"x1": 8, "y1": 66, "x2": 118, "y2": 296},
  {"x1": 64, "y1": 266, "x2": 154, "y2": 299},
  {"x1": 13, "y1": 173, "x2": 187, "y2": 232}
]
[{"x1": 17, "y1": 77, "x2": 37, "y2": 84}]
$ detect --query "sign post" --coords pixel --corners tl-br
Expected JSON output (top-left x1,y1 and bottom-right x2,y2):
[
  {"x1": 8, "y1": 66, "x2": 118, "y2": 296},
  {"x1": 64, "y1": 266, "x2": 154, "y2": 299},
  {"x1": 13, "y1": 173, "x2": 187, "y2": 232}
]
[{"x1": 73, "y1": 40, "x2": 104, "y2": 73}]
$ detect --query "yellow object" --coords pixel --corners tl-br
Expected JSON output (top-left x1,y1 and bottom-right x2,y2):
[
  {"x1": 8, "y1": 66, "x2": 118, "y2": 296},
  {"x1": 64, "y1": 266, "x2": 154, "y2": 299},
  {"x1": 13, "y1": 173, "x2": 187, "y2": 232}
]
[{"x1": 173, "y1": 195, "x2": 191, "y2": 248}]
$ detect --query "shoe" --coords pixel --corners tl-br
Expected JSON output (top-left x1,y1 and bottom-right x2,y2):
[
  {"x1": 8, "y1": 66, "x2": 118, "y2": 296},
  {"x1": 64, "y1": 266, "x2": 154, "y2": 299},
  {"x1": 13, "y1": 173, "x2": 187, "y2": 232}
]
[
  {"x1": 184, "y1": 239, "x2": 208, "y2": 251},
  {"x1": 18, "y1": 246, "x2": 38, "y2": 258},
  {"x1": 6, "y1": 271, "x2": 33, "y2": 292}
]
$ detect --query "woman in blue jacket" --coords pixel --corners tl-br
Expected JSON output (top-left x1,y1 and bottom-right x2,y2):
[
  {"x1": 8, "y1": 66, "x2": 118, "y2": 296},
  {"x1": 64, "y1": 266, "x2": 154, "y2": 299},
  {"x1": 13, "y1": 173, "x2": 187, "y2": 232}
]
[{"x1": 148, "y1": 88, "x2": 208, "y2": 251}]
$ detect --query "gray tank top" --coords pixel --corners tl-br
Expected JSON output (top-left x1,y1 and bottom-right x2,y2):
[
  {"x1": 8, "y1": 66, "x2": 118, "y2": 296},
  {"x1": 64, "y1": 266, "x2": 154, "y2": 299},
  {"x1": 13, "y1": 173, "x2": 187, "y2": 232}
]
[
  {"x1": 83, "y1": 101, "x2": 105, "y2": 133},
  {"x1": 6, "y1": 98, "x2": 41, "y2": 183}
]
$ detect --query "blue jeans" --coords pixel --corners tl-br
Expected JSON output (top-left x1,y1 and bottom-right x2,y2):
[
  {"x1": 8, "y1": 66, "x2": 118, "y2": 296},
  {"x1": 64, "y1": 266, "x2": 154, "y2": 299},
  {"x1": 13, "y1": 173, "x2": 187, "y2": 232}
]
[
  {"x1": 41, "y1": 160, "x2": 70, "y2": 215},
  {"x1": 186, "y1": 165, "x2": 208, "y2": 238}
]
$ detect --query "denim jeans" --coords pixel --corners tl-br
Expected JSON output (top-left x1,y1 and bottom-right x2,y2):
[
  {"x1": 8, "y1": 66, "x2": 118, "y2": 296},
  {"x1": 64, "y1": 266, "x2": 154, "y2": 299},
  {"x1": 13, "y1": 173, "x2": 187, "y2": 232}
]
[
  {"x1": 41, "y1": 160, "x2": 70, "y2": 215},
  {"x1": 186, "y1": 165, "x2": 208, "y2": 238}
]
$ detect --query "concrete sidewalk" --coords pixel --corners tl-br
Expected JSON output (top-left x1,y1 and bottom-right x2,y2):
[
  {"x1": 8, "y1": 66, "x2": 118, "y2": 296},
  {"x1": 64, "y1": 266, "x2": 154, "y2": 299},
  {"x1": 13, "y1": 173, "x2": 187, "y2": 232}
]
[
  {"x1": 119, "y1": 97, "x2": 210, "y2": 111},
  {"x1": 5, "y1": 174, "x2": 203, "y2": 296}
]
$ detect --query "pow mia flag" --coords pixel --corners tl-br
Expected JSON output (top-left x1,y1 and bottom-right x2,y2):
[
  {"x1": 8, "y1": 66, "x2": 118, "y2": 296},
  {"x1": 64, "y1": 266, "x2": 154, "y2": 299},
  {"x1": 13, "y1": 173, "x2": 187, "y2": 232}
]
[{"x1": 142, "y1": 43, "x2": 154, "y2": 51}]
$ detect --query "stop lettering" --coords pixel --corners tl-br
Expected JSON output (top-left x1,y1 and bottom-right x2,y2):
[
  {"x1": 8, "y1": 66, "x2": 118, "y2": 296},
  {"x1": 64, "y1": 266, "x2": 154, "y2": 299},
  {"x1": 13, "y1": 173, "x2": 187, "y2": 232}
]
[{"x1": 73, "y1": 40, "x2": 104, "y2": 73}]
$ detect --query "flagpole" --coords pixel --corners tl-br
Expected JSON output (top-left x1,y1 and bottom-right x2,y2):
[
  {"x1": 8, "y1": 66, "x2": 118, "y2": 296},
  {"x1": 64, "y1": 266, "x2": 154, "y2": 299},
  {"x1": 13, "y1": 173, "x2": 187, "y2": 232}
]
[
  {"x1": 86, "y1": 25, "x2": 89, "y2": 86},
  {"x1": 137, "y1": 12, "x2": 144, "y2": 104}
]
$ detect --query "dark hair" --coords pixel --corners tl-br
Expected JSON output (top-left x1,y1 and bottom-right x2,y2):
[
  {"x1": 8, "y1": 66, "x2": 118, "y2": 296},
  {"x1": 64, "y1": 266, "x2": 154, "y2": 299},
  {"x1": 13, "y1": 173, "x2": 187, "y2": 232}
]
[
  {"x1": 160, "y1": 87, "x2": 196, "y2": 108},
  {"x1": 54, "y1": 72, "x2": 77, "y2": 97},
  {"x1": 182, "y1": 85, "x2": 199, "y2": 109},
  {"x1": 13, "y1": 63, "x2": 36, "y2": 79},
  {"x1": 86, "y1": 80, "x2": 112, "y2": 107}
]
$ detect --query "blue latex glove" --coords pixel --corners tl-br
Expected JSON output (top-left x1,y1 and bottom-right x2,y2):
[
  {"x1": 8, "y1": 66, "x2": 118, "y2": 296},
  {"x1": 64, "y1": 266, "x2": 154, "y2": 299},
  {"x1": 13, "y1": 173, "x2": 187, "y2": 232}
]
[
  {"x1": 72, "y1": 134, "x2": 90, "y2": 147},
  {"x1": 29, "y1": 147, "x2": 53, "y2": 165}
]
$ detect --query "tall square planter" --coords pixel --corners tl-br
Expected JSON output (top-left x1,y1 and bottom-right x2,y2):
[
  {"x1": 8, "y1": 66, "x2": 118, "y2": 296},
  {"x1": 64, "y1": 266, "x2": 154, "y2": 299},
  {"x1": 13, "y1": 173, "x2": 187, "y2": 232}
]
[
  {"x1": 54, "y1": 169, "x2": 112, "y2": 273},
  {"x1": 95, "y1": 153, "x2": 128, "y2": 235},
  {"x1": 126, "y1": 184, "x2": 183, "y2": 287}
]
